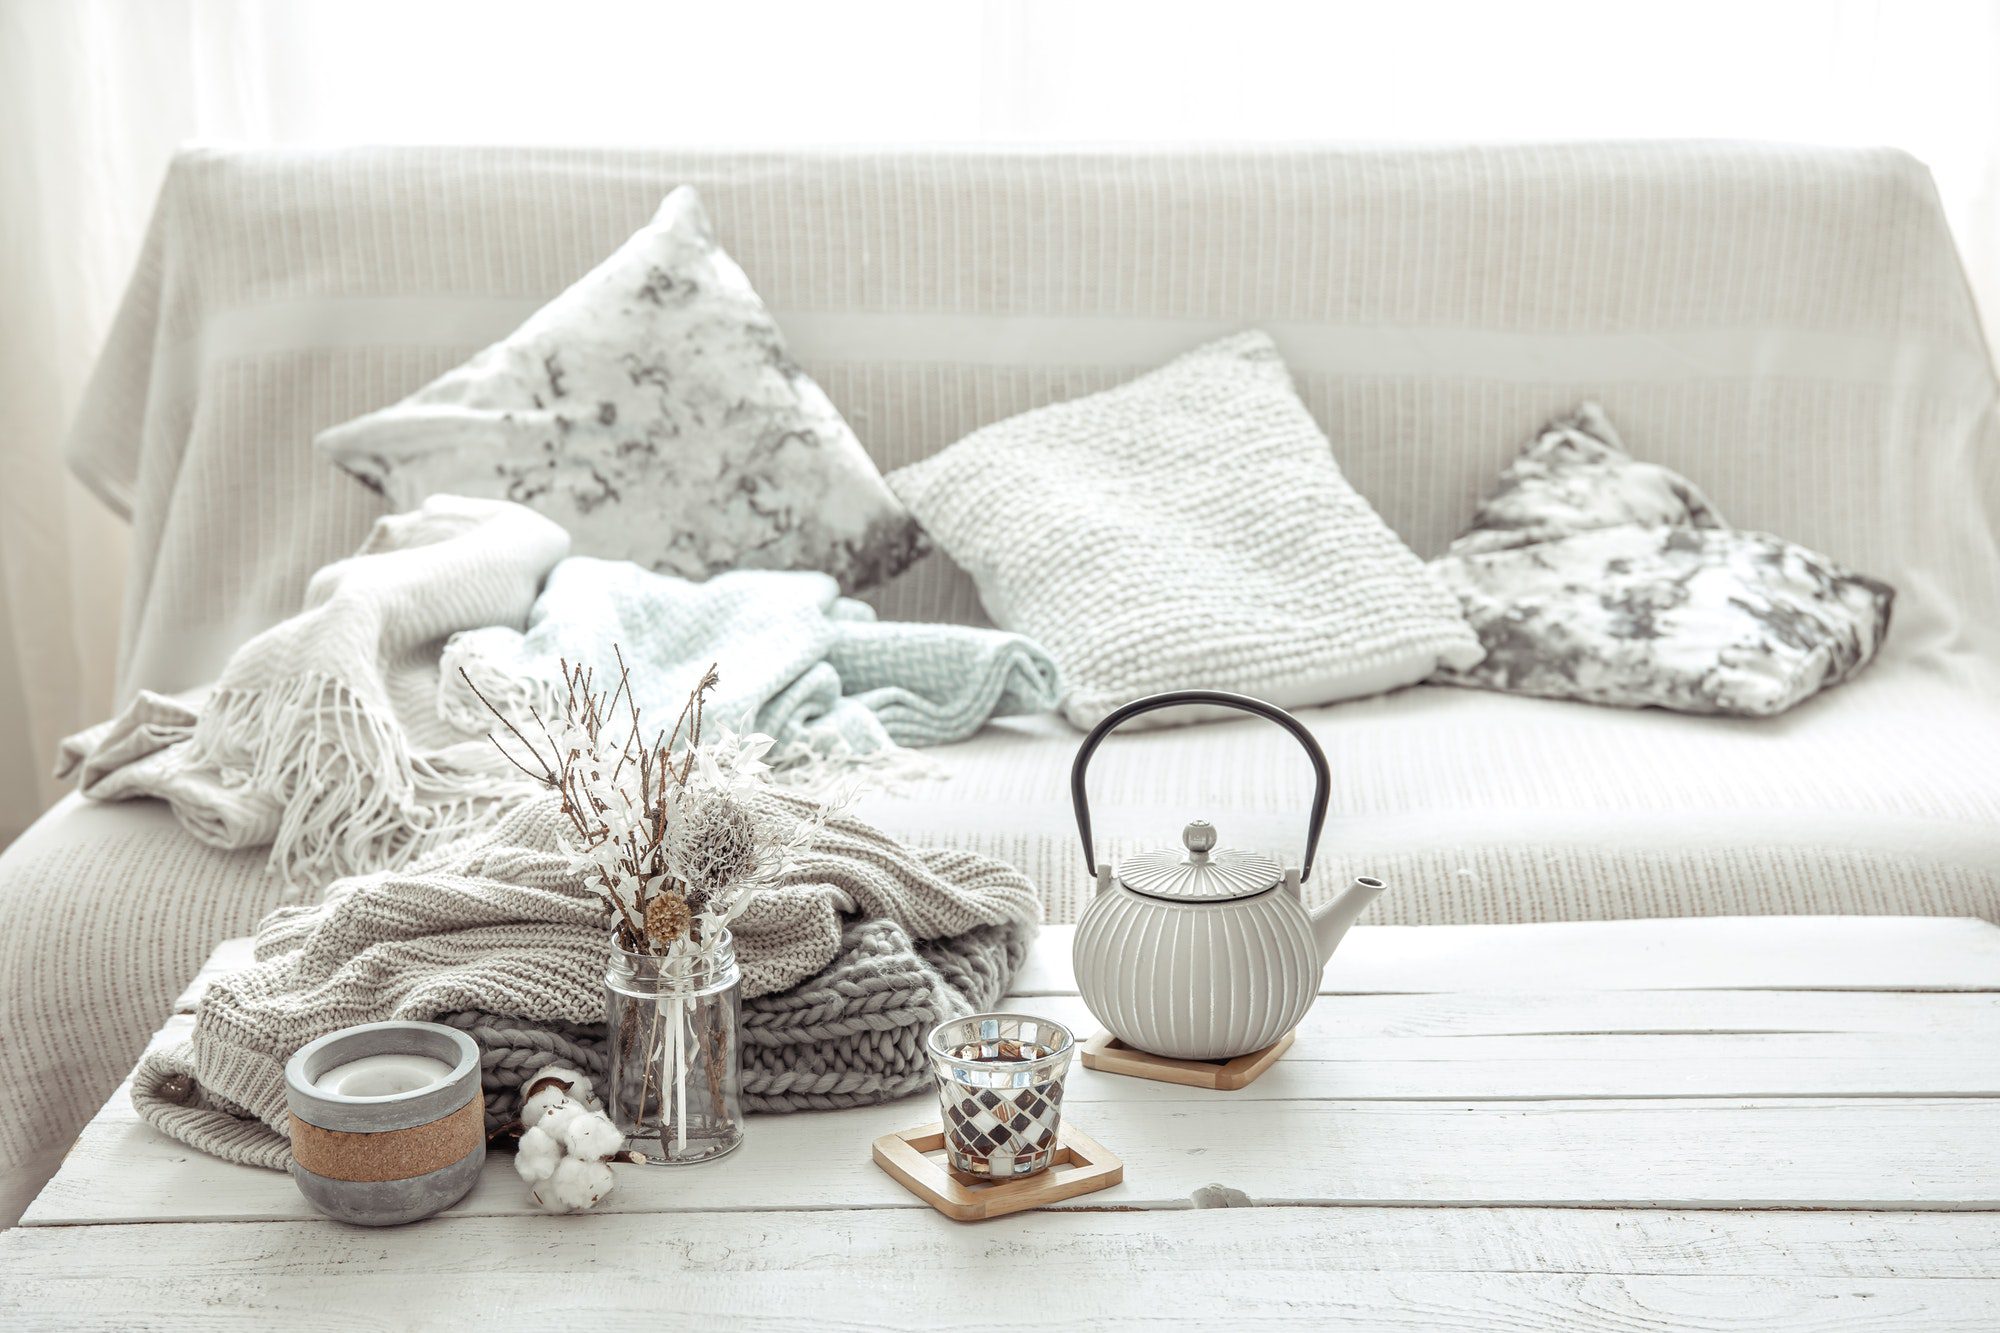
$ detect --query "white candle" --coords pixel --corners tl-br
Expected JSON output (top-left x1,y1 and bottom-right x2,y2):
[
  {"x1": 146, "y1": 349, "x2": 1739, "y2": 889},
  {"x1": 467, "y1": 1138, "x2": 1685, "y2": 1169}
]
[{"x1": 313, "y1": 1052, "x2": 454, "y2": 1098}]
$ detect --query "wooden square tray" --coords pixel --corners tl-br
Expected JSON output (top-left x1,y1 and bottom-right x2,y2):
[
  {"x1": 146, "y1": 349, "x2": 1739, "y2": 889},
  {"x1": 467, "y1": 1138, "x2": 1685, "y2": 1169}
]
[
  {"x1": 871, "y1": 1121, "x2": 1122, "y2": 1222},
  {"x1": 1080, "y1": 1030, "x2": 1294, "y2": 1090}
]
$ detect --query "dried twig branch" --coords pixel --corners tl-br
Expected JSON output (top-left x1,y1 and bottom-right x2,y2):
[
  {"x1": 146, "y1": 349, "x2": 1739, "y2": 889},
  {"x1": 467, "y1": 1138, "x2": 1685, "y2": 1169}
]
[
  {"x1": 464, "y1": 651, "x2": 719, "y2": 957},
  {"x1": 457, "y1": 667, "x2": 560, "y2": 782}
]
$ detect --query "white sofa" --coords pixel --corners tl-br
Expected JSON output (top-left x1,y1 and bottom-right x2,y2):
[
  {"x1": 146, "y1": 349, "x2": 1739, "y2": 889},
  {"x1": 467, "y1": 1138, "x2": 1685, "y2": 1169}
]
[{"x1": 5, "y1": 142, "x2": 1998, "y2": 1217}]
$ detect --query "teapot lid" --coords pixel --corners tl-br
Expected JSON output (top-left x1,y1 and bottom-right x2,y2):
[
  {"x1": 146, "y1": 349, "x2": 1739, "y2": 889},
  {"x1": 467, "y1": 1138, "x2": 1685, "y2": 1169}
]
[{"x1": 1117, "y1": 820, "x2": 1283, "y2": 903}]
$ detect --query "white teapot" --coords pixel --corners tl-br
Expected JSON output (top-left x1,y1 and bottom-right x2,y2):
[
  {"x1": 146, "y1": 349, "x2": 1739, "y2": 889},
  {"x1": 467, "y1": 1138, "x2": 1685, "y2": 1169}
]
[{"x1": 1070, "y1": 690, "x2": 1386, "y2": 1061}]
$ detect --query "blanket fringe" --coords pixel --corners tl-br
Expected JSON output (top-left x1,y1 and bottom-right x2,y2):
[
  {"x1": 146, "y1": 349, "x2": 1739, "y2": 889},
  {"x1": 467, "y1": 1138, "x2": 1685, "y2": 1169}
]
[
  {"x1": 438, "y1": 634, "x2": 563, "y2": 736},
  {"x1": 765, "y1": 732, "x2": 943, "y2": 798},
  {"x1": 185, "y1": 673, "x2": 532, "y2": 892}
]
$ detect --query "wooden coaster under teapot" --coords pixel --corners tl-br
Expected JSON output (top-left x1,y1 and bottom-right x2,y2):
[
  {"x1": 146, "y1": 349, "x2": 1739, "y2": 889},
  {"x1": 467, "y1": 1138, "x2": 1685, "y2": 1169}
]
[{"x1": 1080, "y1": 1029, "x2": 1295, "y2": 1091}]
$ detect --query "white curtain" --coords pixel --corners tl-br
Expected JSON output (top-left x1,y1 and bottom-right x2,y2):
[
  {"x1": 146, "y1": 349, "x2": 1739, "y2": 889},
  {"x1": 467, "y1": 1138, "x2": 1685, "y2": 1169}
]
[{"x1": 2, "y1": 0, "x2": 1997, "y2": 842}]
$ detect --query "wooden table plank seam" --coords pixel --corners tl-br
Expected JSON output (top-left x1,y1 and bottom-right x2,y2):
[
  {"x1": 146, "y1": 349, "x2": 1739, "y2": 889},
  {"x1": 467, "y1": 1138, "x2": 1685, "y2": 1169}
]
[{"x1": 11, "y1": 1207, "x2": 2000, "y2": 1276}]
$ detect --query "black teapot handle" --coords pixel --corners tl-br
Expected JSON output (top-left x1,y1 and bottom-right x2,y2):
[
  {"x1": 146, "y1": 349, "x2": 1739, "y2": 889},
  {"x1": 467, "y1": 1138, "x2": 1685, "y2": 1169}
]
[{"x1": 1071, "y1": 689, "x2": 1332, "y2": 882}]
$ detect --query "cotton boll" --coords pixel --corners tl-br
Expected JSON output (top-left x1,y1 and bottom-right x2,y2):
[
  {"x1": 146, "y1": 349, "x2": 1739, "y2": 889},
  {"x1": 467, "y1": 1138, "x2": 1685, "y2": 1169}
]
[
  {"x1": 534, "y1": 1097, "x2": 587, "y2": 1139},
  {"x1": 557, "y1": 1069, "x2": 599, "y2": 1110},
  {"x1": 533, "y1": 1156, "x2": 616, "y2": 1213},
  {"x1": 521, "y1": 1063, "x2": 598, "y2": 1121},
  {"x1": 563, "y1": 1109, "x2": 625, "y2": 1162},
  {"x1": 520, "y1": 1082, "x2": 569, "y2": 1126},
  {"x1": 558, "y1": 1156, "x2": 616, "y2": 1210},
  {"x1": 513, "y1": 1124, "x2": 563, "y2": 1183}
]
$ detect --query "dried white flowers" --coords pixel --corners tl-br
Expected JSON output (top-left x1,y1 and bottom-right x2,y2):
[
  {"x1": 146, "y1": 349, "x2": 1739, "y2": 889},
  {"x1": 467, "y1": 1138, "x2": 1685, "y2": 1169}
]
[
  {"x1": 511, "y1": 1066, "x2": 643, "y2": 1214},
  {"x1": 464, "y1": 655, "x2": 830, "y2": 965}
]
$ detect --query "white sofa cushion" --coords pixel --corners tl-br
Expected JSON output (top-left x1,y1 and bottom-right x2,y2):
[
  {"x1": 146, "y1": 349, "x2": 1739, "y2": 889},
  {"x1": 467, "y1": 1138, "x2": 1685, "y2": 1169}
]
[
  {"x1": 1432, "y1": 403, "x2": 1896, "y2": 715},
  {"x1": 888, "y1": 332, "x2": 1483, "y2": 727},
  {"x1": 315, "y1": 187, "x2": 921, "y2": 593}
]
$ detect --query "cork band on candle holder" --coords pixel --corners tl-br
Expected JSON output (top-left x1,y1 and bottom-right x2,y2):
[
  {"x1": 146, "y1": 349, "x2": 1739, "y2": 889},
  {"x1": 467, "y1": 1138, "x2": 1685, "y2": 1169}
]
[{"x1": 288, "y1": 1091, "x2": 485, "y2": 1183}]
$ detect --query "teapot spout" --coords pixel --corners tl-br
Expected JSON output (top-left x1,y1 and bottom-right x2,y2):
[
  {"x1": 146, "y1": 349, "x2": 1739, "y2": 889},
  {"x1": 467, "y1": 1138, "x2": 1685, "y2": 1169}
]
[{"x1": 1310, "y1": 876, "x2": 1387, "y2": 965}]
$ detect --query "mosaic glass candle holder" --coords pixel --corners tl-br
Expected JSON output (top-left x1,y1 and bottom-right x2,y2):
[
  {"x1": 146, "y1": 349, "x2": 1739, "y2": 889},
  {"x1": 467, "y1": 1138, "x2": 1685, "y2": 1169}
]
[{"x1": 925, "y1": 1012, "x2": 1074, "y2": 1180}]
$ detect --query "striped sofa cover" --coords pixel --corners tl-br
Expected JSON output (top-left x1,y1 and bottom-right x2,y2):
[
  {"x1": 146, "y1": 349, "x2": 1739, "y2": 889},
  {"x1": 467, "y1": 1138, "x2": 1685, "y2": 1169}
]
[{"x1": 3, "y1": 144, "x2": 1997, "y2": 1215}]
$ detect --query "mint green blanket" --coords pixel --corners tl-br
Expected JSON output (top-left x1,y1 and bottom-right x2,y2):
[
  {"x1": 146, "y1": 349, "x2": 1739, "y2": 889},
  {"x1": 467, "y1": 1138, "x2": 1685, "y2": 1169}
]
[{"x1": 444, "y1": 558, "x2": 1060, "y2": 767}]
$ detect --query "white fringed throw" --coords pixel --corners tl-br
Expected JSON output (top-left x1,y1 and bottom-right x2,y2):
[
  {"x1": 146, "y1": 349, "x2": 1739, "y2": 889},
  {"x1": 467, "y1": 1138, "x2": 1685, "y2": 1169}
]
[{"x1": 58, "y1": 497, "x2": 567, "y2": 888}]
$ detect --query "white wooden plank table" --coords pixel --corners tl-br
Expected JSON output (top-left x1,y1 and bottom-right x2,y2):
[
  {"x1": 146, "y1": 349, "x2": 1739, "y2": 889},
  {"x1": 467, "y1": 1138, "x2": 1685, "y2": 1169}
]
[{"x1": 5, "y1": 916, "x2": 2000, "y2": 1329}]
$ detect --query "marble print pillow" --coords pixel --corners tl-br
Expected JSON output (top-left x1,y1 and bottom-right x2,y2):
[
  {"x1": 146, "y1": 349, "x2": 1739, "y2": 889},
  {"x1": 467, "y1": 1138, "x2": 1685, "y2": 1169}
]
[
  {"x1": 317, "y1": 187, "x2": 922, "y2": 593},
  {"x1": 1431, "y1": 403, "x2": 1894, "y2": 716}
]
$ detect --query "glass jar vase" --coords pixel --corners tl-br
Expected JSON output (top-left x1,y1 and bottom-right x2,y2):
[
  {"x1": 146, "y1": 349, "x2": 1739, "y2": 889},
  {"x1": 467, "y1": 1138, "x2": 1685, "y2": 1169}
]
[{"x1": 603, "y1": 931, "x2": 744, "y2": 1165}]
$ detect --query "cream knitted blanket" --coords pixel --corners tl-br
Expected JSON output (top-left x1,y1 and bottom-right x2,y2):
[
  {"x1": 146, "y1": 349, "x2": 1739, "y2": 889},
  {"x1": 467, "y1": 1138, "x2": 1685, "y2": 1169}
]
[{"x1": 131, "y1": 793, "x2": 1039, "y2": 1170}]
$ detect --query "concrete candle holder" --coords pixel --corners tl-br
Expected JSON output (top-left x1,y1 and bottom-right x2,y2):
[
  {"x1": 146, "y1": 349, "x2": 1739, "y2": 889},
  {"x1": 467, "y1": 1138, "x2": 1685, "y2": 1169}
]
[{"x1": 284, "y1": 1020, "x2": 485, "y2": 1227}]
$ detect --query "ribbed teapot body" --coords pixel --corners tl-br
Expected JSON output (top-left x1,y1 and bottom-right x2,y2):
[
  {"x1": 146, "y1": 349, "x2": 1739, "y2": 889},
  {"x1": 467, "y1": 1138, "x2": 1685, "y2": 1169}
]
[{"x1": 1073, "y1": 884, "x2": 1319, "y2": 1060}]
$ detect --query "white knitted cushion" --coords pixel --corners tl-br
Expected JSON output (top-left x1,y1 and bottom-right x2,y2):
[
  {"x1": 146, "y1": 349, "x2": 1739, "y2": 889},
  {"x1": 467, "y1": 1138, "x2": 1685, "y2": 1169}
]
[
  {"x1": 889, "y1": 332, "x2": 1483, "y2": 728},
  {"x1": 316, "y1": 187, "x2": 921, "y2": 593}
]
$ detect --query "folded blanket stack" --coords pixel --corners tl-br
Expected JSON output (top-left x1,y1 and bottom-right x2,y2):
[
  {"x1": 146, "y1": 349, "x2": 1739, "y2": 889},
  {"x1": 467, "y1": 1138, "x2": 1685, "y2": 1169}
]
[
  {"x1": 132, "y1": 793, "x2": 1040, "y2": 1170},
  {"x1": 67, "y1": 494, "x2": 1058, "y2": 1166}
]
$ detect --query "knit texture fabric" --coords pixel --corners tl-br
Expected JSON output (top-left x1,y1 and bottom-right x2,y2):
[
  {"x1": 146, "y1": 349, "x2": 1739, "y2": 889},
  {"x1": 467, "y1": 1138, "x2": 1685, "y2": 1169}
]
[
  {"x1": 129, "y1": 793, "x2": 1040, "y2": 1170},
  {"x1": 890, "y1": 332, "x2": 1484, "y2": 729}
]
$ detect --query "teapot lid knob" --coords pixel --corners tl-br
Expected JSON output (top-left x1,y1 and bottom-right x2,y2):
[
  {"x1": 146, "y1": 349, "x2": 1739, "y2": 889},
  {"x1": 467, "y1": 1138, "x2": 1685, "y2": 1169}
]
[{"x1": 1182, "y1": 820, "x2": 1218, "y2": 857}]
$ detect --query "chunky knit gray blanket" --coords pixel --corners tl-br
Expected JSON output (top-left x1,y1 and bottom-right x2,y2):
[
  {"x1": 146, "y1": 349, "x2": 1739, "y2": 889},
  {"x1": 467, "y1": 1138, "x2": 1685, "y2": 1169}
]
[{"x1": 131, "y1": 794, "x2": 1039, "y2": 1170}]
